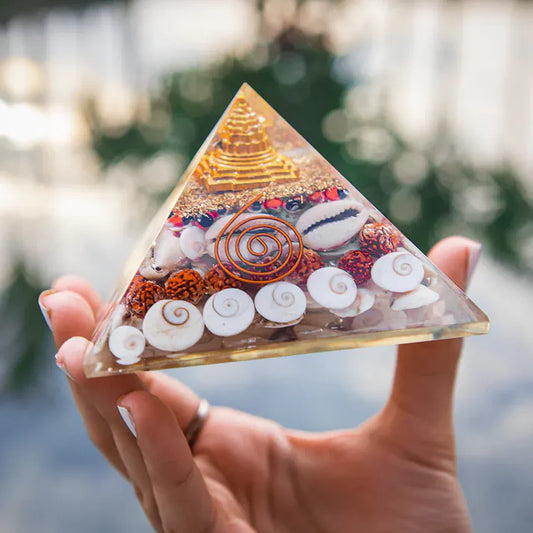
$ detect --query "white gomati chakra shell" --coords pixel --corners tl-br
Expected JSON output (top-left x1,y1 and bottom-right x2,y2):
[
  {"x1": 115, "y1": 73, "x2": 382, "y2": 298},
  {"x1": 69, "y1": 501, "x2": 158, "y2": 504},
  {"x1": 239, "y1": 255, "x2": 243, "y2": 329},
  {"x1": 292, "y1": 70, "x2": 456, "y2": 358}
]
[
  {"x1": 108, "y1": 326, "x2": 145, "y2": 365},
  {"x1": 295, "y1": 200, "x2": 368, "y2": 251},
  {"x1": 391, "y1": 285, "x2": 440, "y2": 311},
  {"x1": 254, "y1": 282, "x2": 306, "y2": 324},
  {"x1": 307, "y1": 266, "x2": 357, "y2": 309},
  {"x1": 180, "y1": 226, "x2": 206, "y2": 260},
  {"x1": 143, "y1": 300, "x2": 204, "y2": 352},
  {"x1": 371, "y1": 251, "x2": 424, "y2": 293},
  {"x1": 203, "y1": 288, "x2": 255, "y2": 337}
]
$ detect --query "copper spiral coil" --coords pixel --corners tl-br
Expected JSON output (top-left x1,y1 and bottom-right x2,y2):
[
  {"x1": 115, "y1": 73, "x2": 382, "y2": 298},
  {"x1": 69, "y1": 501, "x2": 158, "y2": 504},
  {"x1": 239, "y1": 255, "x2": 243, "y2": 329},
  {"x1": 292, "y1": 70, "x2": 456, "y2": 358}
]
[{"x1": 215, "y1": 195, "x2": 303, "y2": 284}]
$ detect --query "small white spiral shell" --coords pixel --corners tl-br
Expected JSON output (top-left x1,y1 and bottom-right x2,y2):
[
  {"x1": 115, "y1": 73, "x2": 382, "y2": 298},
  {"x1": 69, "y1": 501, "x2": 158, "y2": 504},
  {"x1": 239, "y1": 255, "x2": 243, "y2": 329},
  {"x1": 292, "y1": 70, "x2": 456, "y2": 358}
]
[
  {"x1": 203, "y1": 288, "x2": 255, "y2": 337},
  {"x1": 307, "y1": 267, "x2": 357, "y2": 309},
  {"x1": 371, "y1": 251, "x2": 424, "y2": 293},
  {"x1": 108, "y1": 325, "x2": 145, "y2": 365},
  {"x1": 254, "y1": 281, "x2": 306, "y2": 323},
  {"x1": 143, "y1": 300, "x2": 204, "y2": 352}
]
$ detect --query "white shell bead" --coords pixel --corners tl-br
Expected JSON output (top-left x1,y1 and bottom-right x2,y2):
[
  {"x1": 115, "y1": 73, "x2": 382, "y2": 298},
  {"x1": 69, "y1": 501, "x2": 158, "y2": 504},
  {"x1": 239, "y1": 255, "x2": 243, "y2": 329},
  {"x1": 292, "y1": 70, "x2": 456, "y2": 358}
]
[
  {"x1": 153, "y1": 226, "x2": 187, "y2": 270},
  {"x1": 108, "y1": 326, "x2": 145, "y2": 365},
  {"x1": 180, "y1": 226, "x2": 206, "y2": 260},
  {"x1": 371, "y1": 251, "x2": 424, "y2": 293},
  {"x1": 391, "y1": 285, "x2": 440, "y2": 310},
  {"x1": 203, "y1": 288, "x2": 255, "y2": 336},
  {"x1": 143, "y1": 300, "x2": 204, "y2": 352},
  {"x1": 307, "y1": 266, "x2": 357, "y2": 309},
  {"x1": 254, "y1": 282, "x2": 306, "y2": 324},
  {"x1": 139, "y1": 256, "x2": 168, "y2": 280},
  {"x1": 330, "y1": 288, "x2": 375, "y2": 317}
]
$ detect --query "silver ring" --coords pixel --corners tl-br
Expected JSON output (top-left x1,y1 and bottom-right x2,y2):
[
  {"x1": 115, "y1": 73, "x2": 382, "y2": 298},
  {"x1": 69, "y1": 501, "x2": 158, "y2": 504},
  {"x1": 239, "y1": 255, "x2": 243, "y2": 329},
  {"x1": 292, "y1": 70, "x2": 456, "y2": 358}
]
[{"x1": 185, "y1": 399, "x2": 210, "y2": 449}]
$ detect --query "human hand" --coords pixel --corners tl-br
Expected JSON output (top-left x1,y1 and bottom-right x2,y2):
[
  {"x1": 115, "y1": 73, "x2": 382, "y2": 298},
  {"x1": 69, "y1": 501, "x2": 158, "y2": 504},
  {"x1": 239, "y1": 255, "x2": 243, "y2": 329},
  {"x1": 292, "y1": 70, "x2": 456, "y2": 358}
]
[{"x1": 40, "y1": 236, "x2": 479, "y2": 533}]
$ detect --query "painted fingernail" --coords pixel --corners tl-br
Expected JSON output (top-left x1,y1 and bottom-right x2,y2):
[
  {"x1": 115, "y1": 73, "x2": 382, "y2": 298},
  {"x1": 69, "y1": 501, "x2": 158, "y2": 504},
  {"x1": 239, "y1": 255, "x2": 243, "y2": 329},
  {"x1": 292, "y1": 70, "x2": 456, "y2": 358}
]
[
  {"x1": 466, "y1": 241, "x2": 482, "y2": 288},
  {"x1": 117, "y1": 404, "x2": 137, "y2": 438},
  {"x1": 38, "y1": 289, "x2": 57, "y2": 330},
  {"x1": 55, "y1": 353, "x2": 74, "y2": 380}
]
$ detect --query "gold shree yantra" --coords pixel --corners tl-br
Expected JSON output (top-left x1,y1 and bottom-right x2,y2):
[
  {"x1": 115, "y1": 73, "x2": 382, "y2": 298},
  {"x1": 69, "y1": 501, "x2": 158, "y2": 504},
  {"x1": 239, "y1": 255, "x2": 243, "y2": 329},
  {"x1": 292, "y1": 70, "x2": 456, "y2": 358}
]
[{"x1": 194, "y1": 95, "x2": 299, "y2": 192}]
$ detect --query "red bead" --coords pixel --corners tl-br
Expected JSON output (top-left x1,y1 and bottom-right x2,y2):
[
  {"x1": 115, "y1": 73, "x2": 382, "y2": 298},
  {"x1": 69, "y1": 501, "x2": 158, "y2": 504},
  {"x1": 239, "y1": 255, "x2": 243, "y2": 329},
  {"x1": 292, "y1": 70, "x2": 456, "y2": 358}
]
[
  {"x1": 325, "y1": 188, "x2": 340, "y2": 201},
  {"x1": 264, "y1": 198, "x2": 284, "y2": 210},
  {"x1": 168, "y1": 213, "x2": 184, "y2": 227},
  {"x1": 308, "y1": 191, "x2": 326, "y2": 203}
]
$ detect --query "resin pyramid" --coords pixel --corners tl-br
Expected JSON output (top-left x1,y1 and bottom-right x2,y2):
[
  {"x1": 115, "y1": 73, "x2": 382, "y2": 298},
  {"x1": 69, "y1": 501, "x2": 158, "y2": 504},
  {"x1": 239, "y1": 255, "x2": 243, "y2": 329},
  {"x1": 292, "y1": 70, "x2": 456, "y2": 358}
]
[{"x1": 85, "y1": 84, "x2": 489, "y2": 377}]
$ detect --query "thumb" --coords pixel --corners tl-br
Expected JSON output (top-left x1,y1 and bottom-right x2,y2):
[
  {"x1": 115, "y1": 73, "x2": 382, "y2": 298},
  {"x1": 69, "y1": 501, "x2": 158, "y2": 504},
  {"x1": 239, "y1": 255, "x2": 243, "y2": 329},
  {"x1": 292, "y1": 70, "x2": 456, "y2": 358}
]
[{"x1": 384, "y1": 236, "x2": 481, "y2": 434}]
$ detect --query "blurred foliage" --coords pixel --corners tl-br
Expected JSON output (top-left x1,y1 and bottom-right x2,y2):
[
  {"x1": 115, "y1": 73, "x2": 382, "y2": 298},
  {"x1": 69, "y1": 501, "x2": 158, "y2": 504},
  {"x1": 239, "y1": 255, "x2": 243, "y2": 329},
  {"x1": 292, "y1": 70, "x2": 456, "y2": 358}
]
[
  {"x1": 0, "y1": 0, "x2": 122, "y2": 23},
  {"x1": 0, "y1": 262, "x2": 51, "y2": 396},
  {"x1": 89, "y1": 14, "x2": 533, "y2": 276}
]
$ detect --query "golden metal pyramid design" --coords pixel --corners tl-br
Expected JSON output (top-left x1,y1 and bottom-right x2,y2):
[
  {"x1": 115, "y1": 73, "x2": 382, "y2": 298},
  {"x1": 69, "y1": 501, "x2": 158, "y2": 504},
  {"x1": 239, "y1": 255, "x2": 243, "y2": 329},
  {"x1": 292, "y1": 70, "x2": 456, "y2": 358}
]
[
  {"x1": 194, "y1": 95, "x2": 299, "y2": 191},
  {"x1": 85, "y1": 84, "x2": 489, "y2": 378}
]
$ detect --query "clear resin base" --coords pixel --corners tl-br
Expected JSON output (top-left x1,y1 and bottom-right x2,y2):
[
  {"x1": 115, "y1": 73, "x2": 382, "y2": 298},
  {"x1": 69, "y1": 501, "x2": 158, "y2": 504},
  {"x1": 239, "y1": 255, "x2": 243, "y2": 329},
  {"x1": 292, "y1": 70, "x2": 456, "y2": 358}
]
[{"x1": 85, "y1": 84, "x2": 489, "y2": 378}]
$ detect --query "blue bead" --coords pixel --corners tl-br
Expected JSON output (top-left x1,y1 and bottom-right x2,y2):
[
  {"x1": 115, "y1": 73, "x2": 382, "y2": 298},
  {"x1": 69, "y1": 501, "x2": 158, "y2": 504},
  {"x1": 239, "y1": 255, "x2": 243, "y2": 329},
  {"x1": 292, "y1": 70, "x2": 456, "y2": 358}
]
[
  {"x1": 197, "y1": 213, "x2": 214, "y2": 227},
  {"x1": 285, "y1": 197, "x2": 304, "y2": 211}
]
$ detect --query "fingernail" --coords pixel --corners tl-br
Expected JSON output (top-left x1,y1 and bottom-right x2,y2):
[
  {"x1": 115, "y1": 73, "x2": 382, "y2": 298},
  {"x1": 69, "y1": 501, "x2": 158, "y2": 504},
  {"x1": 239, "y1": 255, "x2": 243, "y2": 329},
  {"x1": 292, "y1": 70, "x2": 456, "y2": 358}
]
[
  {"x1": 38, "y1": 289, "x2": 57, "y2": 330},
  {"x1": 117, "y1": 404, "x2": 137, "y2": 438},
  {"x1": 466, "y1": 241, "x2": 482, "y2": 288},
  {"x1": 55, "y1": 353, "x2": 74, "y2": 380}
]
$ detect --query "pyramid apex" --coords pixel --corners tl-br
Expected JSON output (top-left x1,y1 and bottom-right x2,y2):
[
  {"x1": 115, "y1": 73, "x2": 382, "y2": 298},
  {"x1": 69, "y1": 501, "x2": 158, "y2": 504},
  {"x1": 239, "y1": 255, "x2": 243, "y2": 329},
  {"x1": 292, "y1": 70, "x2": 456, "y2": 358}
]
[
  {"x1": 233, "y1": 82, "x2": 264, "y2": 104},
  {"x1": 193, "y1": 86, "x2": 298, "y2": 192},
  {"x1": 237, "y1": 81, "x2": 254, "y2": 93}
]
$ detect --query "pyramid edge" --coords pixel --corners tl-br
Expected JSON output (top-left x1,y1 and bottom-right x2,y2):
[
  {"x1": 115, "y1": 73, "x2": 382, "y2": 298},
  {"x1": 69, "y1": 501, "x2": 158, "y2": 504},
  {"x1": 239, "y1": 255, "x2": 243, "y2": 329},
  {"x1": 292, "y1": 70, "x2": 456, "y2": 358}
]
[
  {"x1": 85, "y1": 318, "x2": 489, "y2": 377},
  {"x1": 111, "y1": 85, "x2": 252, "y2": 295},
  {"x1": 88, "y1": 85, "x2": 263, "y2": 362}
]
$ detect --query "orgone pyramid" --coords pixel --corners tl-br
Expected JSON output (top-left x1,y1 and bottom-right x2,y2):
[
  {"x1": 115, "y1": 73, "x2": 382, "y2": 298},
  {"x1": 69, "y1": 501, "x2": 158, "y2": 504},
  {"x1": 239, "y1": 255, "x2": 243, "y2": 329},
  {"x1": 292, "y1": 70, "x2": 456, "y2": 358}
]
[{"x1": 84, "y1": 84, "x2": 489, "y2": 377}]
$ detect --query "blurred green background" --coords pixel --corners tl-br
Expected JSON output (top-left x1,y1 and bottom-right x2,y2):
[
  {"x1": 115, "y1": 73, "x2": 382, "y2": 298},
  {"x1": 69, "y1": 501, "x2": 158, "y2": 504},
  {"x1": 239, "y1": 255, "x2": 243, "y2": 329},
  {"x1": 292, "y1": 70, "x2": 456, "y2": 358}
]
[{"x1": 0, "y1": 1, "x2": 532, "y2": 532}]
